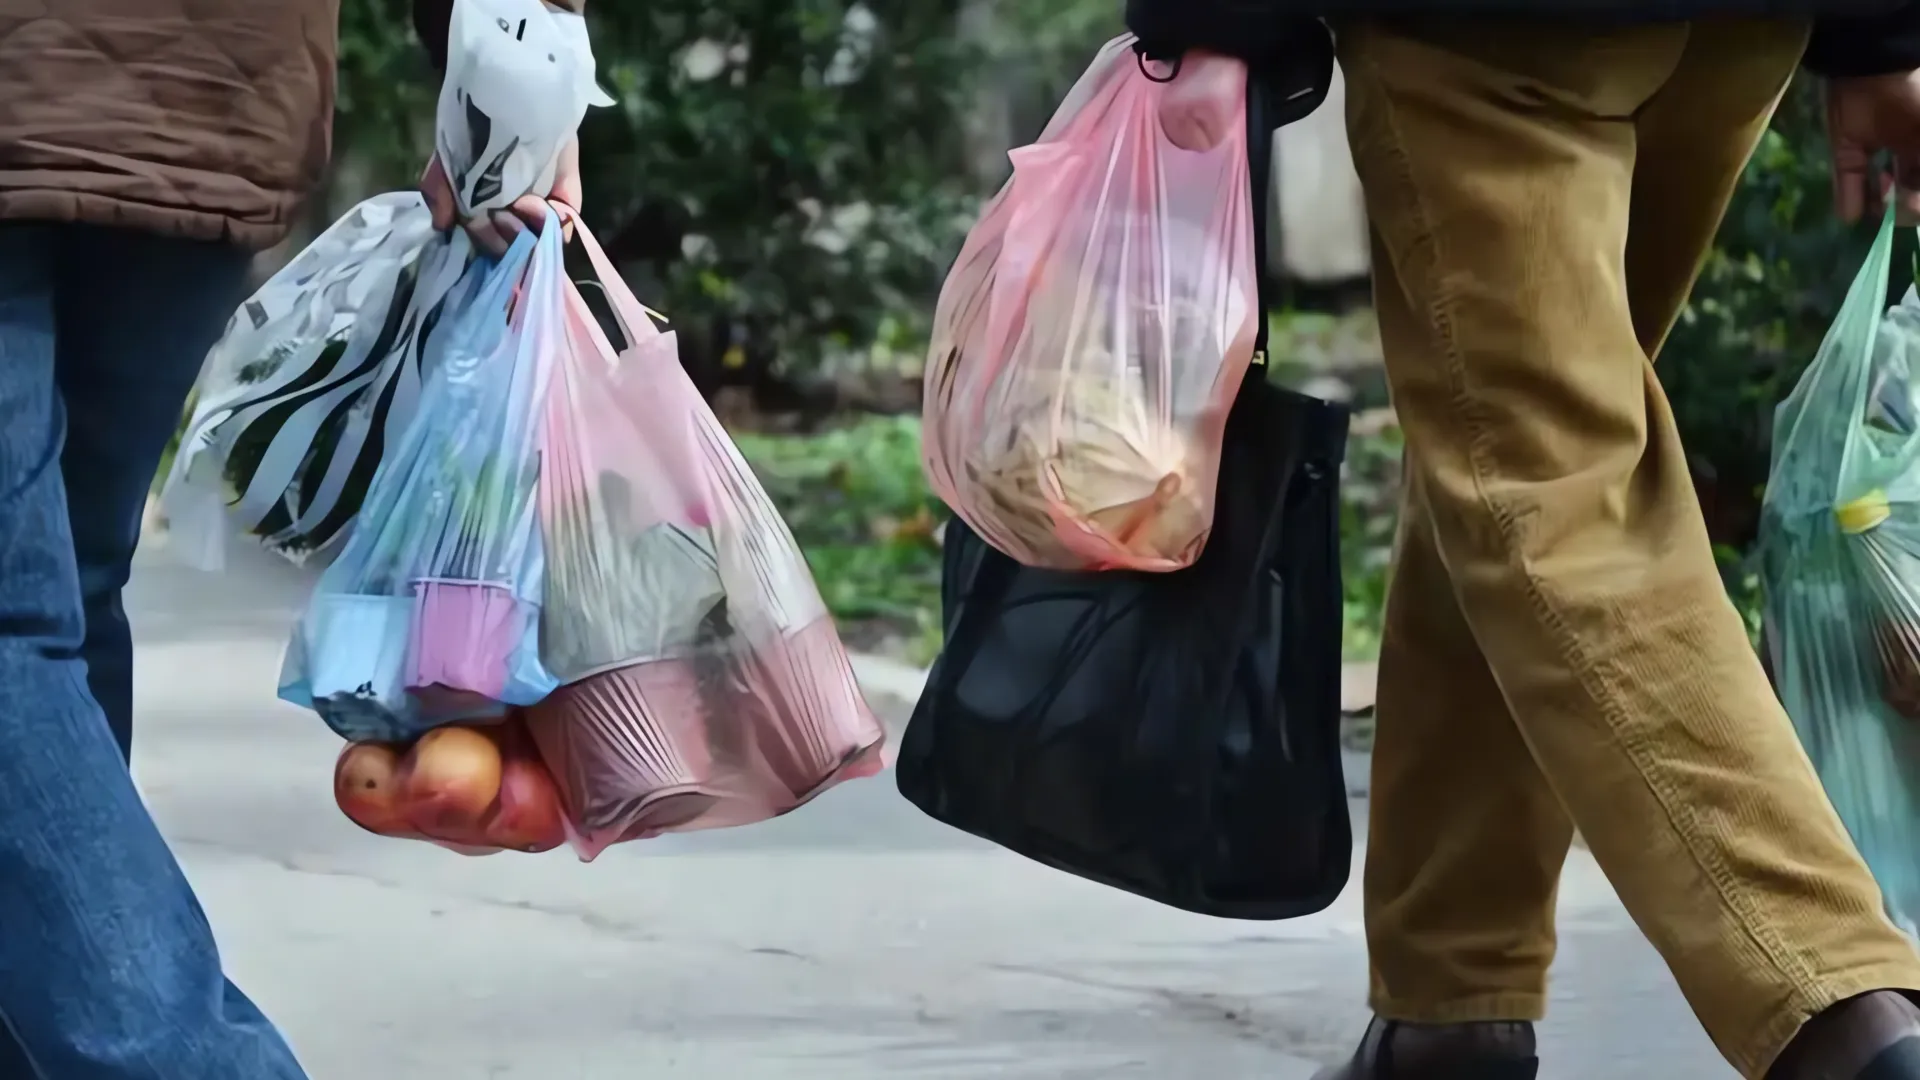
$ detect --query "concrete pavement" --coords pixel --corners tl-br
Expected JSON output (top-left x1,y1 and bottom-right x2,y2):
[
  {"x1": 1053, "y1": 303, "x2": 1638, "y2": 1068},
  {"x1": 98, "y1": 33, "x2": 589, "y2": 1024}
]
[{"x1": 124, "y1": 535, "x2": 1733, "y2": 1079}]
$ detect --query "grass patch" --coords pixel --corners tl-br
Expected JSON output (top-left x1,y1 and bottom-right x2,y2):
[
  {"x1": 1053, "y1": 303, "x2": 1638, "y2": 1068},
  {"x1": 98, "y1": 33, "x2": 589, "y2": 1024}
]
[{"x1": 1335, "y1": 413, "x2": 1402, "y2": 661}]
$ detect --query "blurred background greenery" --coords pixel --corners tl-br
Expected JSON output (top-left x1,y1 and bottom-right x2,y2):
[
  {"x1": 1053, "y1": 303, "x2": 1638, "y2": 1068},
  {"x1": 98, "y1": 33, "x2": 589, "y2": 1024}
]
[{"x1": 242, "y1": 2, "x2": 1887, "y2": 663}]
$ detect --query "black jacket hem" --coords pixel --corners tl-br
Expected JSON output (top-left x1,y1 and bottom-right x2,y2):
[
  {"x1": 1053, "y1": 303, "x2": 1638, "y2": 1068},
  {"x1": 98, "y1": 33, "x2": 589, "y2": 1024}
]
[
  {"x1": 1124, "y1": 0, "x2": 1920, "y2": 83},
  {"x1": 1806, "y1": 3, "x2": 1920, "y2": 76}
]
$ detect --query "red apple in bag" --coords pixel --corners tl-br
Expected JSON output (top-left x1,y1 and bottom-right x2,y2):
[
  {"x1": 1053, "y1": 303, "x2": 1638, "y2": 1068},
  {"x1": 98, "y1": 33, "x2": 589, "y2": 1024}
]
[
  {"x1": 334, "y1": 742, "x2": 411, "y2": 836},
  {"x1": 485, "y1": 753, "x2": 568, "y2": 853}
]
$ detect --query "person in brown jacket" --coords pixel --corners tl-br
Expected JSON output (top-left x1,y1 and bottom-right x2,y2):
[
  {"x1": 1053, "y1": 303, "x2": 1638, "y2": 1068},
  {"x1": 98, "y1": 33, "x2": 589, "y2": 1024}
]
[{"x1": 0, "y1": 2, "x2": 580, "y2": 1077}]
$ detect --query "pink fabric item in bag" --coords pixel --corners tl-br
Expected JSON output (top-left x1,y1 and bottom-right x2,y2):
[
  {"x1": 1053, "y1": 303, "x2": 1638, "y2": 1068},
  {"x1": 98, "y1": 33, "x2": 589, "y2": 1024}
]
[
  {"x1": 922, "y1": 36, "x2": 1259, "y2": 572},
  {"x1": 408, "y1": 580, "x2": 524, "y2": 702},
  {"x1": 523, "y1": 210, "x2": 886, "y2": 860}
]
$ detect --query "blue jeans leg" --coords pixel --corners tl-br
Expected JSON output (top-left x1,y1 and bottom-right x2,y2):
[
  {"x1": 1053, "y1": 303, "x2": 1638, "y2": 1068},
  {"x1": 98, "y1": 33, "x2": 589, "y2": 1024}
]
[
  {"x1": 0, "y1": 224, "x2": 306, "y2": 1080},
  {"x1": 53, "y1": 225, "x2": 255, "y2": 761}
]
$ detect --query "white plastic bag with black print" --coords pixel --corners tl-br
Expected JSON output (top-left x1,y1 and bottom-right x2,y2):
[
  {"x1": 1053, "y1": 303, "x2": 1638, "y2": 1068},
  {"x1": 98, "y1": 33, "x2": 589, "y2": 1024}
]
[
  {"x1": 162, "y1": 0, "x2": 614, "y2": 570},
  {"x1": 162, "y1": 194, "x2": 470, "y2": 570}
]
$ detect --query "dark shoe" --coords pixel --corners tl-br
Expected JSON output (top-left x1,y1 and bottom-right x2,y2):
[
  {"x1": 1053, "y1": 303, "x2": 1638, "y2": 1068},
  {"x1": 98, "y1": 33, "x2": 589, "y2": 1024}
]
[
  {"x1": 1311, "y1": 1017, "x2": 1538, "y2": 1079},
  {"x1": 1768, "y1": 991, "x2": 1920, "y2": 1080}
]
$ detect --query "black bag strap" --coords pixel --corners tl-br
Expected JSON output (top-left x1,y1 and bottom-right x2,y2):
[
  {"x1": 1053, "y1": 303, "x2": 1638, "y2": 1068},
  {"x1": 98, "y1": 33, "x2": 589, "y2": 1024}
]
[
  {"x1": 1244, "y1": 36, "x2": 1332, "y2": 394},
  {"x1": 1247, "y1": 65, "x2": 1276, "y2": 388}
]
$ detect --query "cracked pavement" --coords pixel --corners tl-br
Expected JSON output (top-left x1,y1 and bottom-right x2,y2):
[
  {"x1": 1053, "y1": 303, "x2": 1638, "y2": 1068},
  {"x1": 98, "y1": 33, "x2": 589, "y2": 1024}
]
[{"x1": 125, "y1": 537, "x2": 1737, "y2": 1079}]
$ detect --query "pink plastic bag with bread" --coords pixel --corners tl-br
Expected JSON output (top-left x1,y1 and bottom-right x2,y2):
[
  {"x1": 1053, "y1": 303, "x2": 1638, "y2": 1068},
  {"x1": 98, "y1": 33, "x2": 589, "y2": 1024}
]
[
  {"x1": 523, "y1": 209, "x2": 885, "y2": 859},
  {"x1": 921, "y1": 36, "x2": 1258, "y2": 571}
]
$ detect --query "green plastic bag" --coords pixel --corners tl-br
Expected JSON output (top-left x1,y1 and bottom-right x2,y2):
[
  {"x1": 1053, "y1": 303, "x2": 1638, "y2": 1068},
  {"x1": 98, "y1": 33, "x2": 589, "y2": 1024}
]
[{"x1": 1762, "y1": 210, "x2": 1920, "y2": 935}]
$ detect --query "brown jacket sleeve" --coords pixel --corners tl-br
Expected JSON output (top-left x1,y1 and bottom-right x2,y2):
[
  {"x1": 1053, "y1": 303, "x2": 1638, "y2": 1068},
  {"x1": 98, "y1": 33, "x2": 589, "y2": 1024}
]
[{"x1": 413, "y1": 0, "x2": 586, "y2": 71}]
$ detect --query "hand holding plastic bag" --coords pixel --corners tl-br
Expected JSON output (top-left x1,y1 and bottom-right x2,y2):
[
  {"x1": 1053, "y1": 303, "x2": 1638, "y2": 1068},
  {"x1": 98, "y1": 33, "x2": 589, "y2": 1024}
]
[
  {"x1": 1155, "y1": 49, "x2": 1246, "y2": 152},
  {"x1": 423, "y1": 138, "x2": 582, "y2": 256},
  {"x1": 161, "y1": 0, "x2": 614, "y2": 568},
  {"x1": 301, "y1": 205, "x2": 884, "y2": 858},
  {"x1": 922, "y1": 36, "x2": 1259, "y2": 571},
  {"x1": 432, "y1": 0, "x2": 612, "y2": 222}
]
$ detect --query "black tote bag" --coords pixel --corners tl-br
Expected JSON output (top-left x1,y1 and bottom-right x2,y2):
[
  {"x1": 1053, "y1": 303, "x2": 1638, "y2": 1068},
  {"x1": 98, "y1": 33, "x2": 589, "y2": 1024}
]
[
  {"x1": 895, "y1": 377, "x2": 1351, "y2": 919},
  {"x1": 895, "y1": 67, "x2": 1354, "y2": 920}
]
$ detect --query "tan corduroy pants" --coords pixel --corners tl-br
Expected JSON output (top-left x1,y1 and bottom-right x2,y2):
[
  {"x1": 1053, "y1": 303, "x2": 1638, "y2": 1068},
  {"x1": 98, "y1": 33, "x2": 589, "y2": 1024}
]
[{"x1": 1334, "y1": 17, "x2": 1920, "y2": 1077}]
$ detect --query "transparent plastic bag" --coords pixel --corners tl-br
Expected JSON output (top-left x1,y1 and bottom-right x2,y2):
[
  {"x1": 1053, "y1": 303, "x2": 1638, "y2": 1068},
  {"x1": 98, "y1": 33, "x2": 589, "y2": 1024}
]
[
  {"x1": 163, "y1": 195, "x2": 472, "y2": 568},
  {"x1": 520, "y1": 211, "x2": 886, "y2": 859},
  {"x1": 281, "y1": 228, "x2": 558, "y2": 741},
  {"x1": 1761, "y1": 210, "x2": 1920, "y2": 935},
  {"x1": 921, "y1": 36, "x2": 1259, "y2": 571}
]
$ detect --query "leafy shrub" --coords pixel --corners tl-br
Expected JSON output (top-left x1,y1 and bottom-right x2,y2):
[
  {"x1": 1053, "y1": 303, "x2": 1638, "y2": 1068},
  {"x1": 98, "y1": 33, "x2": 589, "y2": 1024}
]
[
  {"x1": 1663, "y1": 75, "x2": 1881, "y2": 559},
  {"x1": 1337, "y1": 414, "x2": 1402, "y2": 660}
]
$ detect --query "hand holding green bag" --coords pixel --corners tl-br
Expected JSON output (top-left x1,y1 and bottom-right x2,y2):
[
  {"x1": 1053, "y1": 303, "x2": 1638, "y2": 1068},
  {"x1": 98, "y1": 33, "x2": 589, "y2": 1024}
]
[{"x1": 1763, "y1": 208, "x2": 1920, "y2": 936}]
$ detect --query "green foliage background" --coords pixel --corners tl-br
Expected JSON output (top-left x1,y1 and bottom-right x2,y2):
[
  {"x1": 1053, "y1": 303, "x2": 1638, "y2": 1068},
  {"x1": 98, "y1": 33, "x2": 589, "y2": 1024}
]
[{"x1": 1664, "y1": 78, "x2": 1878, "y2": 558}]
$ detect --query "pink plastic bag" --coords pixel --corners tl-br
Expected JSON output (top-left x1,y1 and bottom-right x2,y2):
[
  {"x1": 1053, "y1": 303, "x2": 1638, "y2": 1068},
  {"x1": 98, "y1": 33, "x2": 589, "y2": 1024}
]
[
  {"x1": 523, "y1": 211, "x2": 886, "y2": 860},
  {"x1": 922, "y1": 36, "x2": 1258, "y2": 571}
]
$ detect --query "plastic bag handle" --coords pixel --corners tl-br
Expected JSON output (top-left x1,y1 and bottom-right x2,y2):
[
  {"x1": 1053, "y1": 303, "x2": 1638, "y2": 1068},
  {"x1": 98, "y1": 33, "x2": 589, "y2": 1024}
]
[{"x1": 551, "y1": 203, "x2": 668, "y2": 342}]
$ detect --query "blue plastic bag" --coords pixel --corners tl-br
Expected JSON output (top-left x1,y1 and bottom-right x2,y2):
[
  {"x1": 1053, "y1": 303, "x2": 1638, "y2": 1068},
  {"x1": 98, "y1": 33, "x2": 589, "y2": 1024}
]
[{"x1": 281, "y1": 224, "x2": 563, "y2": 741}]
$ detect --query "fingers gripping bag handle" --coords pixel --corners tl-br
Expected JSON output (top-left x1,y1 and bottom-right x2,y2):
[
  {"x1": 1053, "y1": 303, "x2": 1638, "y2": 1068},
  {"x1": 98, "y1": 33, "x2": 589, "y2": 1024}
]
[
  {"x1": 1762, "y1": 208, "x2": 1920, "y2": 936},
  {"x1": 923, "y1": 35, "x2": 1257, "y2": 572}
]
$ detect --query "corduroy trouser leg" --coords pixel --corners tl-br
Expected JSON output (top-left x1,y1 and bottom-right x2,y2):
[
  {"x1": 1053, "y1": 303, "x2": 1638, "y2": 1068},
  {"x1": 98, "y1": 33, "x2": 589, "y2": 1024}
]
[{"x1": 1337, "y1": 17, "x2": 1920, "y2": 1077}]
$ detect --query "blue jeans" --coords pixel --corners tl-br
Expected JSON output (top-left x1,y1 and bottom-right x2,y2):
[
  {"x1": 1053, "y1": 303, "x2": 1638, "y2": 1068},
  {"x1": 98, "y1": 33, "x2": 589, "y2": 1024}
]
[{"x1": 0, "y1": 223, "x2": 307, "y2": 1079}]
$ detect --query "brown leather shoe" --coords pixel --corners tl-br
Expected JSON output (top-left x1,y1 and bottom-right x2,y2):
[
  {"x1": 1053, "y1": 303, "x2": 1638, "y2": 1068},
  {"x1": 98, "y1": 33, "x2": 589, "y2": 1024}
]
[
  {"x1": 1311, "y1": 1018, "x2": 1539, "y2": 1080},
  {"x1": 1767, "y1": 991, "x2": 1920, "y2": 1080}
]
